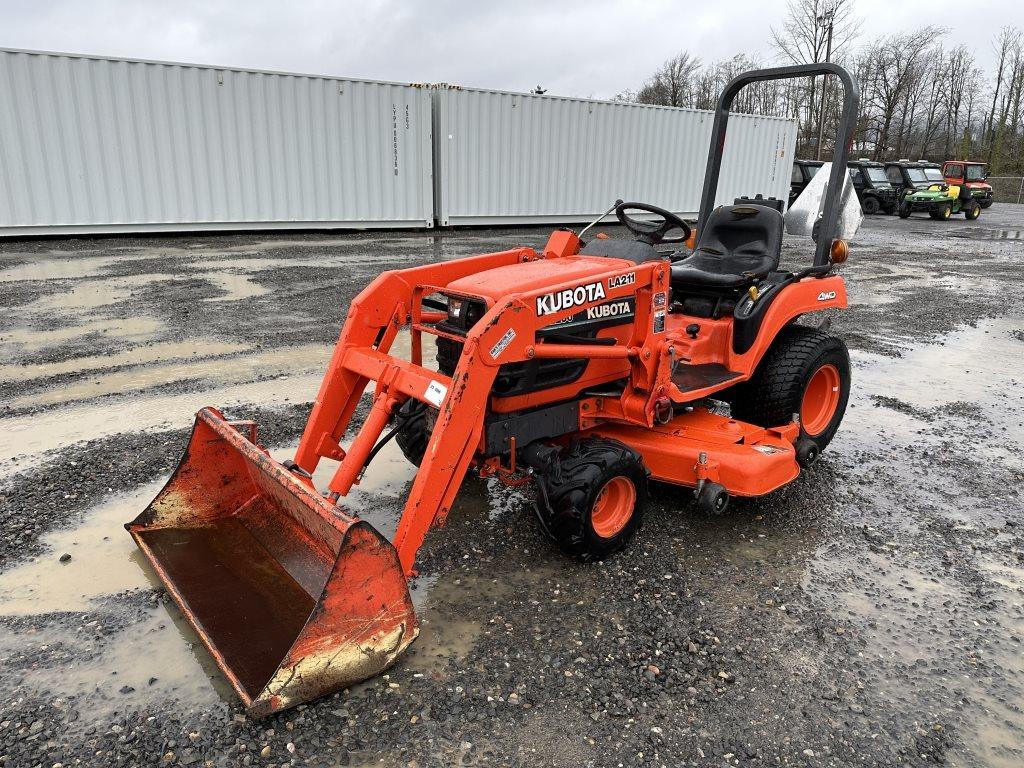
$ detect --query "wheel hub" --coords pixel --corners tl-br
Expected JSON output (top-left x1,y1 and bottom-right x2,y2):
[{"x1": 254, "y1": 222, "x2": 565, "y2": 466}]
[
  {"x1": 591, "y1": 477, "x2": 636, "y2": 539},
  {"x1": 801, "y1": 364, "x2": 841, "y2": 436}
]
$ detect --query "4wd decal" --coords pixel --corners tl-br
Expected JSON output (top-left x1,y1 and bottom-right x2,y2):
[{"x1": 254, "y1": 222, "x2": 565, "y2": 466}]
[
  {"x1": 608, "y1": 272, "x2": 636, "y2": 289},
  {"x1": 817, "y1": 290, "x2": 837, "y2": 301},
  {"x1": 536, "y1": 281, "x2": 607, "y2": 316}
]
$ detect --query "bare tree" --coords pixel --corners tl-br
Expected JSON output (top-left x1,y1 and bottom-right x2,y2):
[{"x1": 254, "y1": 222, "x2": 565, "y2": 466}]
[
  {"x1": 858, "y1": 27, "x2": 945, "y2": 160},
  {"x1": 636, "y1": 53, "x2": 702, "y2": 107},
  {"x1": 615, "y1": 20, "x2": 1024, "y2": 174},
  {"x1": 770, "y1": 0, "x2": 862, "y2": 151},
  {"x1": 984, "y1": 27, "x2": 1016, "y2": 162}
]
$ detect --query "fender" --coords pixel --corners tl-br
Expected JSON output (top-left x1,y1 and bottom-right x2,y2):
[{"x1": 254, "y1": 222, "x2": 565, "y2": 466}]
[{"x1": 727, "y1": 275, "x2": 847, "y2": 372}]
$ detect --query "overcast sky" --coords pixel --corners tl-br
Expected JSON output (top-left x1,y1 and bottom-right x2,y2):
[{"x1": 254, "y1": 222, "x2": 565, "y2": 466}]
[{"x1": 2, "y1": 0, "x2": 1022, "y2": 98}]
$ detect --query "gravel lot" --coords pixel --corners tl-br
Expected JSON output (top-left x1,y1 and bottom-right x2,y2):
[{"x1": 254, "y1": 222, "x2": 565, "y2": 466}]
[{"x1": 0, "y1": 208, "x2": 1022, "y2": 767}]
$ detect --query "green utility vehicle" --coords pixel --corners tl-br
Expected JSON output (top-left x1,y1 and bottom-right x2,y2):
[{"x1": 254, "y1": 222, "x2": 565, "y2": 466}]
[{"x1": 897, "y1": 179, "x2": 982, "y2": 220}]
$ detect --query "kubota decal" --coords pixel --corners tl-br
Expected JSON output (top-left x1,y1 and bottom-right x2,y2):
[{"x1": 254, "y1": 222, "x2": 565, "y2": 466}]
[
  {"x1": 536, "y1": 281, "x2": 607, "y2": 316},
  {"x1": 585, "y1": 300, "x2": 632, "y2": 320},
  {"x1": 817, "y1": 291, "x2": 837, "y2": 301},
  {"x1": 544, "y1": 297, "x2": 636, "y2": 330}
]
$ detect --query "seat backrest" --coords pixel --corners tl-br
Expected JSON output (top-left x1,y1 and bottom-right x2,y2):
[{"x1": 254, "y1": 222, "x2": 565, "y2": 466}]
[{"x1": 694, "y1": 205, "x2": 784, "y2": 272}]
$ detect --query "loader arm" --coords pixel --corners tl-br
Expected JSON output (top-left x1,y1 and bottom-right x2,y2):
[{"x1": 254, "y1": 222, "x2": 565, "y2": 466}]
[{"x1": 293, "y1": 248, "x2": 533, "y2": 473}]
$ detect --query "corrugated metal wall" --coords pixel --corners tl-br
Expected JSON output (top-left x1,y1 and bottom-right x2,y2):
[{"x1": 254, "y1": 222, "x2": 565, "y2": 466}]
[
  {"x1": 0, "y1": 49, "x2": 797, "y2": 236},
  {"x1": 432, "y1": 86, "x2": 797, "y2": 226},
  {"x1": 0, "y1": 49, "x2": 435, "y2": 235}
]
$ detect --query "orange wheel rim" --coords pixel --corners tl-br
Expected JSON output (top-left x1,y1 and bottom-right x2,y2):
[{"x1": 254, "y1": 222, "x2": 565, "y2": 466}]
[
  {"x1": 801, "y1": 364, "x2": 841, "y2": 436},
  {"x1": 590, "y1": 477, "x2": 635, "y2": 539}
]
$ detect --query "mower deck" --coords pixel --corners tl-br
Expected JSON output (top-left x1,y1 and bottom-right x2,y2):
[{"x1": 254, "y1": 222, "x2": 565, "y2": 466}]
[{"x1": 591, "y1": 408, "x2": 801, "y2": 497}]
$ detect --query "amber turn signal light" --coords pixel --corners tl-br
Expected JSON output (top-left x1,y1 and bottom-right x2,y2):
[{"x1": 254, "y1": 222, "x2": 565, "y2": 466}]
[{"x1": 830, "y1": 239, "x2": 849, "y2": 264}]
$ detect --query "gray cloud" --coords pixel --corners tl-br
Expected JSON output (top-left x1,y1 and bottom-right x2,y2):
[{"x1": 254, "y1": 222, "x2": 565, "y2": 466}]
[{"x1": 1, "y1": 0, "x2": 1020, "y2": 98}]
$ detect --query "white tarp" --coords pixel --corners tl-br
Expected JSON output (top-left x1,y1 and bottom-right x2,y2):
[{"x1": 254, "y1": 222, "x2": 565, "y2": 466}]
[{"x1": 785, "y1": 162, "x2": 863, "y2": 242}]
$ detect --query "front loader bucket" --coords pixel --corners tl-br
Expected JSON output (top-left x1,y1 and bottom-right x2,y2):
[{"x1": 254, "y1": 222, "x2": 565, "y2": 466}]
[{"x1": 126, "y1": 408, "x2": 418, "y2": 717}]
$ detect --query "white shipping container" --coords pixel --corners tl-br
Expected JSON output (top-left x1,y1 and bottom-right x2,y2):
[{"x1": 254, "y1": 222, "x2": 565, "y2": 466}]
[
  {"x1": 0, "y1": 49, "x2": 435, "y2": 236},
  {"x1": 432, "y1": 86, "x2": 797, "y2": 226}
]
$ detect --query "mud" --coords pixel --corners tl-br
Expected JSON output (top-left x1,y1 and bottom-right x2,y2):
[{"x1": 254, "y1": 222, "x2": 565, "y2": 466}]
[{"x1": 0, "y1": 207, "x2": 1023, "y2": 766}]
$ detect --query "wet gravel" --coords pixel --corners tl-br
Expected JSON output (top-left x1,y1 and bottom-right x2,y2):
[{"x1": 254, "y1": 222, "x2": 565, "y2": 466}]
[{"x1": 1, "y1": 208, "x2": 1023, "y2": 766}]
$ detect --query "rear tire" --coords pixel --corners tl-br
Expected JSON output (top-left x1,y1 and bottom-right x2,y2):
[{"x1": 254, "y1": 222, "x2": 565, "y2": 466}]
[
  {"x1": 729, "y1": 325, "x2": 851, "y2": 452},
  {"x1": 862, "y1": 196, "x2": 880, "y2": 215},
  {"x1": 536, "y1": 437, "x2": 648, "y2": 561}
]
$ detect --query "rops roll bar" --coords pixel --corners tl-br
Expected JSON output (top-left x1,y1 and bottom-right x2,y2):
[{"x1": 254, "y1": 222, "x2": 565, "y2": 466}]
[{"x1": 696, "y1": 62, "x2": 860, "y2": 268}]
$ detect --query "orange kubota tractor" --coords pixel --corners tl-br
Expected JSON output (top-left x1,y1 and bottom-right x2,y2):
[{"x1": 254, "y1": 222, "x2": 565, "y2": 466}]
[{"x1": 128, "y1": 63, "x2": 858, "y2": 716}]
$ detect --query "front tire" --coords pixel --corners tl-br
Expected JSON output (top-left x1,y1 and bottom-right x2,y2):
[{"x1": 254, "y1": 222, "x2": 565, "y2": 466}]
[
  {"x1": 965, "y1": 201, "x2": 981, "y2": 220},
  {"x1": 898, "y1": 202, "x2": 912, "y2": 219},
  {"x1": 729, "y1": 326, "x2": 851, "y2": 452},
  {"x1": 535, "y1": 438, "x2": 648, "y2": 561},
  {"x1": 394, "y1": 400, "x2": 431, "y2": 465},
  {"x1": 862, "y1": 196, "x2": 881, "y2": 215},
  {"x1": 980, "y1": 199, "x2": 993, "y2": 209}
]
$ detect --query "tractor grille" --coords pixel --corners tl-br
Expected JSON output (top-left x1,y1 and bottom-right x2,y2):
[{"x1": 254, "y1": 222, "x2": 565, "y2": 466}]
[
  {"x1": 434, "y1": 295, "x2": 588, "y2": 398},
  {"x1": 436, "y1": 336, "x2": 588, "y2": 397}
]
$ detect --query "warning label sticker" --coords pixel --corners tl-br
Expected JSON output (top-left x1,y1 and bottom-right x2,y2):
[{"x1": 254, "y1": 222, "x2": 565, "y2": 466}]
[
  {"x1": 424, "y1": 380, "x2": 448, "y2": 407},
  {"x1": 489, "y1": 328, "x2": 516, "y2": 360}
]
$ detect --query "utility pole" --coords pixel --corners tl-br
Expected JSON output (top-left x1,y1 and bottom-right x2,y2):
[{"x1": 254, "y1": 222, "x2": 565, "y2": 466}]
[{"x1": 815, "y1": 5, "x2": 835, "y2": 161}]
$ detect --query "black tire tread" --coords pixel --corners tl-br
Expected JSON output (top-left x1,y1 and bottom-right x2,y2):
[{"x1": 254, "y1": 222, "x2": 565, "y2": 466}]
[
  {"x1": 729, "y1": 325, "x2": 850, "y2": 450},
  {"x1": 395, "y1": 400, "x2": 430, "y2": 465},
  {"x1": 538, "y1": 437, "x2": 647, "y2": 561}
]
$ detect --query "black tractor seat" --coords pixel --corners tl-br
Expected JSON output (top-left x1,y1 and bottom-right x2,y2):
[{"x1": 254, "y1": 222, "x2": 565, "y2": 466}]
[{"x1": 671, "y1": 204, "x2": 784, "y2": 290}]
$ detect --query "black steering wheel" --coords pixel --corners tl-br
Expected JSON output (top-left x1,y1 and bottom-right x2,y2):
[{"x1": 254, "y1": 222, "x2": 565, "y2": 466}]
[{"x1": 615, "y1": 201, "x2": 691, "y2": 245}]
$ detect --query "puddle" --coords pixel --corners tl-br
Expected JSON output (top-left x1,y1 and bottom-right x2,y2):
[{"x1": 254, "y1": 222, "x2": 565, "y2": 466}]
[
  {"x1": 402, "y1": 569, "x2": 514, "y2": 675},
  {"x1": 0, "y1": 255, "x2": 126, "y2": 282},
  {"x1": 27, "y1": 274, "x2": 178, "y2": 312},
  {"x1": 806, "y1": 550, "x2": 956, "y2": 666},
  {"x1": 0, "y1": 342, "x2": 339, "y2": 469},
  {"x1": 805, "y1": 522, "x2": 1024, "y2": 767},
  {"x1": 0, "y1": 481, "x2": 228, "y2": 720},
  {"x1": 0, "y1": 373, "x2": 322, "y2": 471},
  {"x1": 843, "y1": 315, "x2": 1024, "y2": 465},
  {"x1": 0, "y1": 316, "x2": 165, "y2": 355},
  {"x1": 0, "y1": 608, "x2": 227, "y2": 722},
  {"x1": 0, "y1": 323, "x2": 437, "y2": 471},
  {"x1": 202, "y1": 272, "x2": 271, "y2": 302},
  {"x1": 0, "y1": 482, "x2": 165, "y2": 615},
  {"x1": 0, "y1": 423, "x2": 516, "y2": 722},
  {"x1": 0, "y1": 339, "x2": 250, "y2": 383},
  {"x1": 8, "y1": 343, "x2": 329, "y2": 409}
]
